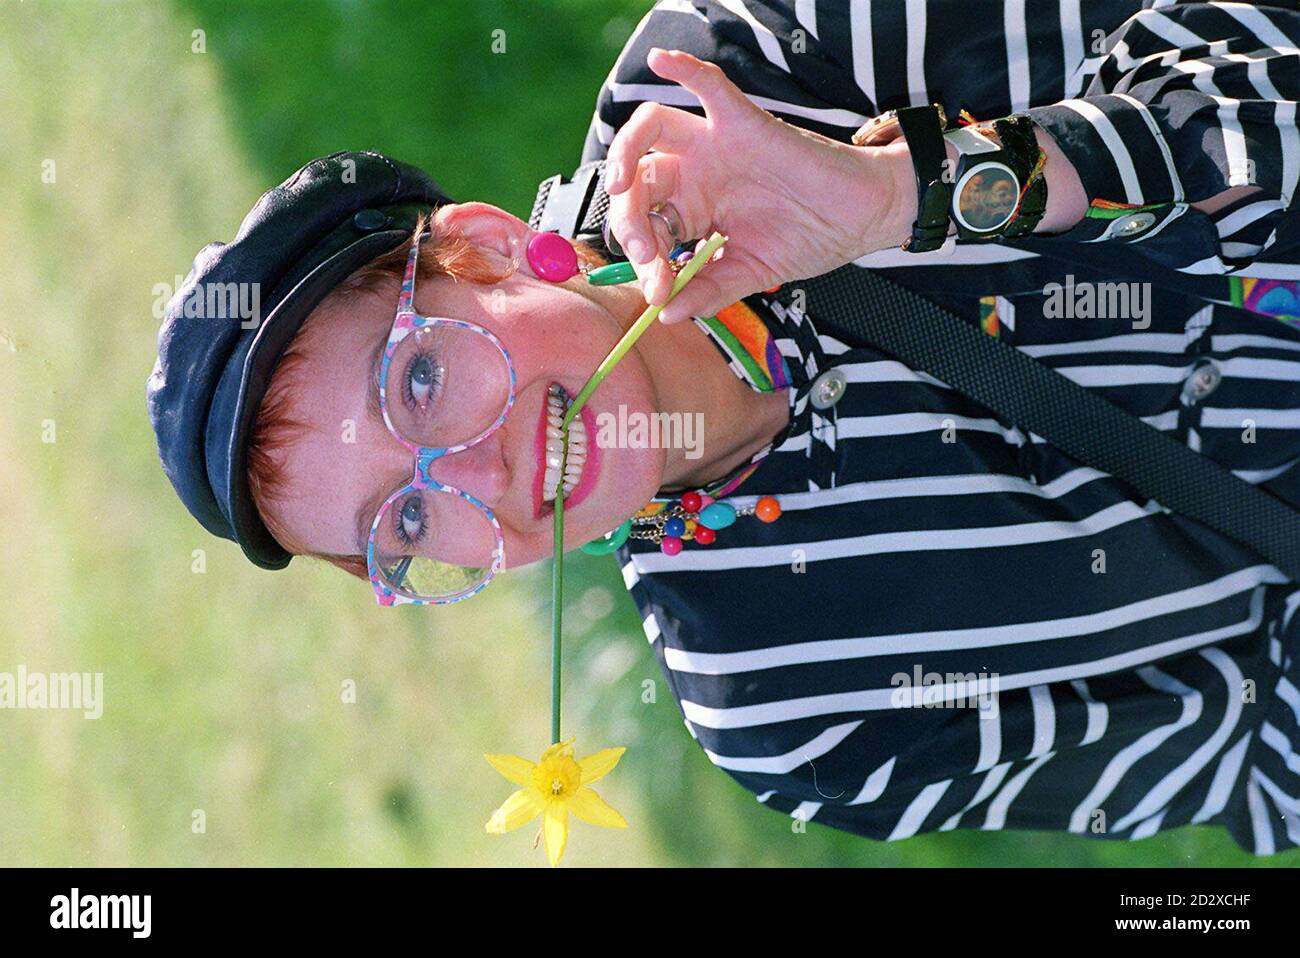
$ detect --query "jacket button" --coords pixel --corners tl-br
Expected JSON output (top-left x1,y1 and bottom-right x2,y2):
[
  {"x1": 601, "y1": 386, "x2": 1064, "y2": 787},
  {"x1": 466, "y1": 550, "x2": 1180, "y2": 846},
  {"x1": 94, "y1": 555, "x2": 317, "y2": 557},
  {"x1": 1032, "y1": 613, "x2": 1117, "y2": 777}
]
[
  {"x1": 1181, "y1": 360, "x2": 1222, "y2": 402},
  {"x1": 810, "y1": 368, "x2": 848, "y2": 409},
  {"x1": 1116, "y1": 211, "x2": 1156, "y2": 237},
  {"x1": 353, "y1": 209, "x2": 390, "y2": 232}
]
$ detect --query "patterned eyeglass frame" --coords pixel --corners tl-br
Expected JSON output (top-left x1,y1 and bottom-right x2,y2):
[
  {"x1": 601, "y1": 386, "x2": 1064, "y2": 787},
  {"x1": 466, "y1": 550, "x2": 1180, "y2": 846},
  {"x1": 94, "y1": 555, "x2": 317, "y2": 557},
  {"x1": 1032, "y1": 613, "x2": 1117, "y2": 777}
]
[{"x1": 366, "y1": 229, "x2": 516, "y2": 606}]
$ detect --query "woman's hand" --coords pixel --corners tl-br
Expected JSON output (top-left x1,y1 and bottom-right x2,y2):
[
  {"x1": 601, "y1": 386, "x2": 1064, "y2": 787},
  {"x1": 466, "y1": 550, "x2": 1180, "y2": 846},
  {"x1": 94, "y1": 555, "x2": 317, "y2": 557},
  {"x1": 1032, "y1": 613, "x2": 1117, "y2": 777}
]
[{"x1": 604, "y1": 47, "x2": 915, "y2": 324}]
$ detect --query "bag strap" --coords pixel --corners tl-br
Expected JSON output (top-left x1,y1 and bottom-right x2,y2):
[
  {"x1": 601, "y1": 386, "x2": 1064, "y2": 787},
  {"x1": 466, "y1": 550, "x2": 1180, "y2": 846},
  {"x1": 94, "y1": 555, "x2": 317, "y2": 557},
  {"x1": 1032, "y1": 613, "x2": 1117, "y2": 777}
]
[
  {"x1": 528, "y1": 160, "x2": 614, "y2": 253},
  {"x1": 529, "y1": 162, "x2": 1300, "y2": 581},
  {"x1": 770, "y1": 266, "x2": 1300, "y2": 581}
]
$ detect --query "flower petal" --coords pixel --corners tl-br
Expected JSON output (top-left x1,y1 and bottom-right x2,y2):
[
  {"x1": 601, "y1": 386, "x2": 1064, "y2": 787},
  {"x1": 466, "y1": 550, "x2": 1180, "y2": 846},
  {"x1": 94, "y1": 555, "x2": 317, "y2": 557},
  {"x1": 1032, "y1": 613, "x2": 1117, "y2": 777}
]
[
  {"x1": 543, "y1": 805, "x2": 569, "y2": 867},
  {"x1": 485, "y1": 789, "x2": 542, "y2": 834},
  {"x1": 484, "y1": 753, "x2": 536, "y2": 787},
  {"x1": 578, "y1": 746, "x2": 626, "y2": 785},
  {"x1": 568, "y1": 786, "x2": 629, "y2": 829}
]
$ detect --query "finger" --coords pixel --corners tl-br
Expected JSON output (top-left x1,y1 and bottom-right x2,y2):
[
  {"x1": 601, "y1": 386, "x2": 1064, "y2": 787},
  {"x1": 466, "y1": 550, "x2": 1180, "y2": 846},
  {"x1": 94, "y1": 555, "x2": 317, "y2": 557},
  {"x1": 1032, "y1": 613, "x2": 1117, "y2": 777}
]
[
  {"x1": 637, "y1": 243, "x2": 670, "y2": 306},
  {"x1": 646, "y1": 47, "x2": 756, "y2": 126},
  {"x1": 658, "y1": 252, "x2": 756, "y2": 325},
  {"x1": 605, "y1": 101, "x2": 700, "y2": 195},
  {"x1": 608, "y1": 154, "x2": 682, "y2": 302}
]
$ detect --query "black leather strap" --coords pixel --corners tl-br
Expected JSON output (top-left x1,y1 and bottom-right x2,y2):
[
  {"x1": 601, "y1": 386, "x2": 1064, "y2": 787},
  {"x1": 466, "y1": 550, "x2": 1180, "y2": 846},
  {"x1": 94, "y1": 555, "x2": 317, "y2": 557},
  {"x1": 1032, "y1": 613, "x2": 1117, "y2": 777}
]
[
  {"x1": 894, "y1": 106, "x2": 953, "y2": 253},
  {"x1": 993, "y1": 115, "x2": 1048, "y2": 238},
  {"x1": 772, "y1": 267, "x2": 1300, "y2": 581}
]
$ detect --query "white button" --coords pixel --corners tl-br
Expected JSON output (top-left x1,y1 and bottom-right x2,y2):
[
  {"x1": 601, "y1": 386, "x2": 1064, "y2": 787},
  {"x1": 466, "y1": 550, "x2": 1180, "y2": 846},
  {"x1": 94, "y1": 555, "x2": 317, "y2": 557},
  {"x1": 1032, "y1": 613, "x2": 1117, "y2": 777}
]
[
  {"x1": 1181, "y1": 360, "x2": 1222, "y2": 402},
  {"x1": 1116, "y1": 212, "x2": 1157, "y2": 237},
  {"x1": 810, "y1": 368, "x2": 848, "y2": 409}
]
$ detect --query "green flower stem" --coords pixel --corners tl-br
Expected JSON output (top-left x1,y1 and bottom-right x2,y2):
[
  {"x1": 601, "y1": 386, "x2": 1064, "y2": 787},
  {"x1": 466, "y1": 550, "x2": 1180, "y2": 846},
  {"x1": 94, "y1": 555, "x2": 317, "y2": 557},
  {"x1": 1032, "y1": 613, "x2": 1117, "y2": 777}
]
[
  {"x1": 552, "y1": 479, "x2": 564, "y2": 744},
  {"x1": 550, "y1": 231, "x2": 727, "y2": 744}
]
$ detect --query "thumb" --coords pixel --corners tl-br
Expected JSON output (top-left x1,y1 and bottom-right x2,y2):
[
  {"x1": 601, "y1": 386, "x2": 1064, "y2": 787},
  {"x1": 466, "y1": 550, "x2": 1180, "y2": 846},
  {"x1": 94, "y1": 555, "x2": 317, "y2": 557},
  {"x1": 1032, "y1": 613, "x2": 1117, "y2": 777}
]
[{"x1": 658, "y1": 256, "x2": 756, "y2": 325}]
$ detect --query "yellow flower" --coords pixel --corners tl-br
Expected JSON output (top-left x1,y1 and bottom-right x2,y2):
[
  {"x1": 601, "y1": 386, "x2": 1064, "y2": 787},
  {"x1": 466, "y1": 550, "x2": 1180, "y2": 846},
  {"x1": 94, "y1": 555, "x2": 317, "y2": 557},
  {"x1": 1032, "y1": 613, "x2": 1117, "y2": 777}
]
[{"x1": 484, "y1": 739, "x2": 627, "y2": 866}]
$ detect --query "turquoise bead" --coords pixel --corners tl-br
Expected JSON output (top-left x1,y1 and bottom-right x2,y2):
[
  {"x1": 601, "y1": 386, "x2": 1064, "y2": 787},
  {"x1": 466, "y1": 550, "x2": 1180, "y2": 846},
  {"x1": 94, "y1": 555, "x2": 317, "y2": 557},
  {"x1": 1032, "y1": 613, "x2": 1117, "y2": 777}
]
[{"x1": 697, "y1": 502, "x2": 736, "y2": 530}]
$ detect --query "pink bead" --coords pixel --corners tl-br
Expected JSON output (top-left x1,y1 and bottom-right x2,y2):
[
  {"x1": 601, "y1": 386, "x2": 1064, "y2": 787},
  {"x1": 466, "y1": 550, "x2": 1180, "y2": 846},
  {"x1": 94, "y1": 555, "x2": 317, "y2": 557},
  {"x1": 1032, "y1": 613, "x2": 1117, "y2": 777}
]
[
  {"x1": 698, "y1": 494, "x2": 715, "y2": 508},
  {"x1": 527, "y1": 232, "x2": 579, "y2": 283},
  {"x1": 660, "y1": 536, "x2": 684, "y2": 556}
]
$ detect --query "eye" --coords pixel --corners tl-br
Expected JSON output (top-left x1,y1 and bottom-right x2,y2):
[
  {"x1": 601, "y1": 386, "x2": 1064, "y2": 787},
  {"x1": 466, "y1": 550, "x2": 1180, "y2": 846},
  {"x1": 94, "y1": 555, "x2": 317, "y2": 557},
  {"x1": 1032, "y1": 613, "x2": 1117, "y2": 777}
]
[
  {"x1": 404, "y1": 352, "x2": 444, "y2": 410},
  {"x1": 394, "y1": 495, "x2": 427, "y2": 546}
]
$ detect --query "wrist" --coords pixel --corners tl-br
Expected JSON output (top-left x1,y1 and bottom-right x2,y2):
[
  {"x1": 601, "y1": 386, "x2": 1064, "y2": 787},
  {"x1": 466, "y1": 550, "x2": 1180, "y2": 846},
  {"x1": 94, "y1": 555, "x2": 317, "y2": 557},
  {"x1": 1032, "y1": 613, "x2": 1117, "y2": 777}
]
[
  {"x1": 876, "y1": 135, "x2": 960, "y2": 250},
  {"x1": 882, "y1": 138, "x2": 922, "y2": 249},
  {"x1": 847, "y1": 138, "x2": 928, "y2": 256}
]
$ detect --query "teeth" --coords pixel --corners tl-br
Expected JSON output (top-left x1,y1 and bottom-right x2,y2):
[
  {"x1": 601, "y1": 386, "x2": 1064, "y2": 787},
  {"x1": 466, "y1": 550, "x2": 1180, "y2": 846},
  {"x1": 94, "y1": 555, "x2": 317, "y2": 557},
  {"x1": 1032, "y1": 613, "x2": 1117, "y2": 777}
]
[{"x1": 542, "y1": 385, "x2": 587, "y2": 504}]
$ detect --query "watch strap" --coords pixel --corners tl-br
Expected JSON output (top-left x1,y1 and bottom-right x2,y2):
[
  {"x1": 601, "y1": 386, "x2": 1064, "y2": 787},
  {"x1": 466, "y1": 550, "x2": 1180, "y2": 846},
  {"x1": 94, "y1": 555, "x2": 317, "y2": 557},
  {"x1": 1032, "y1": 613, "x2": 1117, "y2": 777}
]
[
  {"x1": 892, "y1": 105, "x2": 953, "y2": 253},
  {"x1": 992, "y1": 115, "x2": 1048, "y2": 238}
]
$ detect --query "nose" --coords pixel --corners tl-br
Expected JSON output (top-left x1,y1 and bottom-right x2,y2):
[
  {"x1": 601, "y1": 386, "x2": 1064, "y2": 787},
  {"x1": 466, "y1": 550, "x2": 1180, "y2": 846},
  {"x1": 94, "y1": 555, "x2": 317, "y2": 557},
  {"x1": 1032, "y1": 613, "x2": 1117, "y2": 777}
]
[{"x1": 425, "y1": 432, "x2": 511, "y2": 507}]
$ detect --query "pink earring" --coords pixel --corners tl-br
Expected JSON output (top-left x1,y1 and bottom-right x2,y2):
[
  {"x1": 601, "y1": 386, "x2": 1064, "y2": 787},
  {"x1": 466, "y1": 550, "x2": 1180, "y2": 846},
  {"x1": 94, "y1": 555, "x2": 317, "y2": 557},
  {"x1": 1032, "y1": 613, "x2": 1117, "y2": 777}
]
[{"x1": 526, "y1": 231, "x2": 580, "y2": 283}]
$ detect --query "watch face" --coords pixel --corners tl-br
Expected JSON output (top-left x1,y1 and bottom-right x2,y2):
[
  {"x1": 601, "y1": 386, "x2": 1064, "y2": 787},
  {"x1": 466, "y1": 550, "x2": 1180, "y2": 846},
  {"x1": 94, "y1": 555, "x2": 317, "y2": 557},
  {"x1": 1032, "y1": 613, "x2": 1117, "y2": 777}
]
[{"x1": 953, "y1": 161, "x2": 1020, "y2": 233}]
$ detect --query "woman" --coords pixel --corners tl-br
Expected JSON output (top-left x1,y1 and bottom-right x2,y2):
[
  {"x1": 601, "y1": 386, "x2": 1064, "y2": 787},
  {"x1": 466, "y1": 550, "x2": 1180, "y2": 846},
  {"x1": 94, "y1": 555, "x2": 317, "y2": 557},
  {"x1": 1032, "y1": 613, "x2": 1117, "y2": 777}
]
[{"x1": 149, "y1": 0, "x2": 1300, "y2": 854}]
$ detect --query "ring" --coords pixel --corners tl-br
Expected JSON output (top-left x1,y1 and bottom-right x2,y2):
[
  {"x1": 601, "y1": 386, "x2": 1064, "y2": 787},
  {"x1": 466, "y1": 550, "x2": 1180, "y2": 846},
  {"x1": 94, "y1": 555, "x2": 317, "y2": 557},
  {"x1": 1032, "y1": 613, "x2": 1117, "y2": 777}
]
[{"x1": 648, "y1": 203, "x2": 684, "y2": 244}]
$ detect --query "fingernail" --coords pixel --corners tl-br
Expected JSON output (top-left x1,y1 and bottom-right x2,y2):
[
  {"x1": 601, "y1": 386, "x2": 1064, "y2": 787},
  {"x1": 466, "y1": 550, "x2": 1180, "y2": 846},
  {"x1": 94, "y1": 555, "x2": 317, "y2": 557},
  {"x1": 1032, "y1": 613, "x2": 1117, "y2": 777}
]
[{"x1": 627, "y1": 236, "x2": 653, "y2": 264}]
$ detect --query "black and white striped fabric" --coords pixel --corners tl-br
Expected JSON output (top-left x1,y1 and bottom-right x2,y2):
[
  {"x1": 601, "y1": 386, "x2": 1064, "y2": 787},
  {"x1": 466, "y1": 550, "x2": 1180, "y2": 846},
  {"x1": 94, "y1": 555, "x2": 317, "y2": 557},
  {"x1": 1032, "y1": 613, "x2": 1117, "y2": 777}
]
[{"x1": 579, "y1": 0, "x2": 1300, "y2": 853}]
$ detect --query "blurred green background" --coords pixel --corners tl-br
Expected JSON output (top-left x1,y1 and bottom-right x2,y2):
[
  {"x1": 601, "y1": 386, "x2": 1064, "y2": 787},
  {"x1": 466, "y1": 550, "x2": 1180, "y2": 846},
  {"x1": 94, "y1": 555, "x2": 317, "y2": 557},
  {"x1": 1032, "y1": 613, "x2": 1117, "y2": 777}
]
[{"x1": 0, "y1": 0, "x2": 1294, "y2": 867}]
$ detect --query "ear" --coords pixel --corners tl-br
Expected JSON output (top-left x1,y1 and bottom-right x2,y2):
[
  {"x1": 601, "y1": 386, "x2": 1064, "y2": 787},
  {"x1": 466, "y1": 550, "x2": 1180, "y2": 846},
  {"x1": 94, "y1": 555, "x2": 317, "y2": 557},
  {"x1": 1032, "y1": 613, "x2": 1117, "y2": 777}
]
[{"x1": 433, "y1": 201, "x2": 541, "y2": 277}]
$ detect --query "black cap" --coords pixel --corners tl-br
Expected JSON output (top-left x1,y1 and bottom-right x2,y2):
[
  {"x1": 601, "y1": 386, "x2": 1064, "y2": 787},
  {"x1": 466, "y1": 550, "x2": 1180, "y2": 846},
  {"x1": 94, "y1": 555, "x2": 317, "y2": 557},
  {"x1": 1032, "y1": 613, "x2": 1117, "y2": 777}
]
[{"x1": 146, "y1": 151, "x2": 455, "y2": 569}]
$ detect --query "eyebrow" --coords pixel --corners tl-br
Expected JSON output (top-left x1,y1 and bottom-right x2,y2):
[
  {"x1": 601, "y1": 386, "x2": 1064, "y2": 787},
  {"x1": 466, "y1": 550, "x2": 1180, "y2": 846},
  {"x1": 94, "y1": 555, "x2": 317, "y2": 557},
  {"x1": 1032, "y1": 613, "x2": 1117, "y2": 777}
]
[
  {"x1": 355, "y1": 485, "x2": 389, "y2": 555},
  {"x1": 366, "y1": 334, "x2": 386, "y2": 425},
  {"x1": 356, "y1": 334, "x2": 394, "y2": 553}
]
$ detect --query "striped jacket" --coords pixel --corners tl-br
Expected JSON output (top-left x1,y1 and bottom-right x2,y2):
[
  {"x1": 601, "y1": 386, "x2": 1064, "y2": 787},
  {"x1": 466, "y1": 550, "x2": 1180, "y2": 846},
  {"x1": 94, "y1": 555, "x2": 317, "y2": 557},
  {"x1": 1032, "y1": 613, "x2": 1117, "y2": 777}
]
[{"x1": 579, "y1": 0, "x2": 1300, "y2": 853}]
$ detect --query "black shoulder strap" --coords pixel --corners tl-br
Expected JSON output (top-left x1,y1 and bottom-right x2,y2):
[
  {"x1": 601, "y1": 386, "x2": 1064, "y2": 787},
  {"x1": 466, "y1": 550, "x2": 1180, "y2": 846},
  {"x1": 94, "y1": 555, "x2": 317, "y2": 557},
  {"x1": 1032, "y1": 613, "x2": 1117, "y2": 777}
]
[
  {"x1": 528, "y1": 160, "x2": 615, "y2": 254},
  {"x1": 530, "y1": 165, "x2": 1300, "y2": 581},
  {"x1": 771, "y1": 266, "x2": 1300, "y2": 581}
]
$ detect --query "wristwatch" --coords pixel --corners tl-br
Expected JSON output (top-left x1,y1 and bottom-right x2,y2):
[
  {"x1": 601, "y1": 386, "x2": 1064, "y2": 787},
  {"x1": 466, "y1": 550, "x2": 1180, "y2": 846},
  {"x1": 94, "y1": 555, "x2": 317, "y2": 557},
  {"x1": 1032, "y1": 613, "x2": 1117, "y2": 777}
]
[
  {"x1": 852, "y1": 106, "x2": 1047, "y2": 251},
  {"x1": 945, "y1": 115, "x2": 1047, "y2": 241}
]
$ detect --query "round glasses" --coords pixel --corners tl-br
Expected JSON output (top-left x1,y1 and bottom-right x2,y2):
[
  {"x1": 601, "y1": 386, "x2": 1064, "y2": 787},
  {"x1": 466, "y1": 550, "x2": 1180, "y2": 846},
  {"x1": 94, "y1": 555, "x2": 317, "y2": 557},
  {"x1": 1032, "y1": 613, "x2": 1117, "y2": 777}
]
[{"x1": 367, "y1": 234, "x2": 517, "y2": 606}]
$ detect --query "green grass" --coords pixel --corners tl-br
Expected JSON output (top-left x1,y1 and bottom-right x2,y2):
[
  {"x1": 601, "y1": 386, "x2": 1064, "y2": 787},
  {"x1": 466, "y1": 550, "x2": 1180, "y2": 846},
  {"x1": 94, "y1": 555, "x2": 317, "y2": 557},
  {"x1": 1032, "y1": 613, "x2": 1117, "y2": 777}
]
[{"x1": 0, "y1": 0, "x2": 1293, "y2": 867}]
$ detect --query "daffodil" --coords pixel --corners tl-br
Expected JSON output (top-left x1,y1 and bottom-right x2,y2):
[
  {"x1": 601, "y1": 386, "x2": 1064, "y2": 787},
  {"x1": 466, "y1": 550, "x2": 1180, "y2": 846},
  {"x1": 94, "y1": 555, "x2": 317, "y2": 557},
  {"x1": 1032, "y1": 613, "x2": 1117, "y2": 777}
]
[{"x1": 484, "y1": 739, "x2": 627, "y2": 866}]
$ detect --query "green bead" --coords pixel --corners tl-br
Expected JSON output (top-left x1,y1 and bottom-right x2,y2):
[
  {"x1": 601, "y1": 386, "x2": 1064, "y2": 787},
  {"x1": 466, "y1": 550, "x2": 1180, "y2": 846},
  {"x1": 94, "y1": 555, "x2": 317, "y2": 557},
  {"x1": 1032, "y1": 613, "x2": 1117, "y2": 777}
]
[
  {"x1": 585, "y1": 261, "x2": 638, "y2": 286},
  {"x1": 580, "y1": 519, "x2": 632, "y2": 555}
]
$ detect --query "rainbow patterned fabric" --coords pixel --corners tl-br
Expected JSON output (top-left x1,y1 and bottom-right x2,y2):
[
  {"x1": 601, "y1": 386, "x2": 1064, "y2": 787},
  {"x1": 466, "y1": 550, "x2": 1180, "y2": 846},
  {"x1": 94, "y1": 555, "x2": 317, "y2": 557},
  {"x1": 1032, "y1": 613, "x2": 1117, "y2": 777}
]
[
  {"x1": 694, "y1": 301, "x2": 793, "y2": 393},
  {"x1": 1231, "y1": 276, "x2": 1300, "y2": 327}
]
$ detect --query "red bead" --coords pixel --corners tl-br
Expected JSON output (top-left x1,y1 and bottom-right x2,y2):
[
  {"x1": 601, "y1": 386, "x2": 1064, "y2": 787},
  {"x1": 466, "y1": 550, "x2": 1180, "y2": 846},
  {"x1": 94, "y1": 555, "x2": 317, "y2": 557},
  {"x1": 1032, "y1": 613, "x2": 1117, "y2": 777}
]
[
  {"x1": 680, "y1": 491, "x2": 703, "y2": 513},
  {"x1": 660, "y1": 535, "x2": 684, "y2": 556},
  {"x1": 755, "y1": 496, "x2": 782, "y2": 523},
  {"x1": 693, "y1": 526, "x2": 716, "y2": 545}
]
